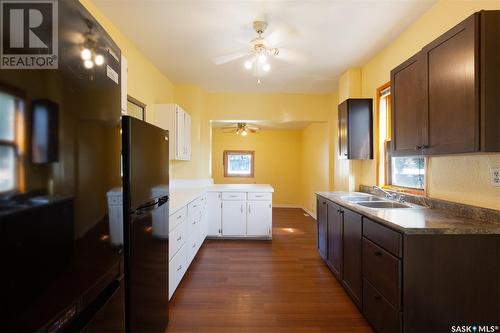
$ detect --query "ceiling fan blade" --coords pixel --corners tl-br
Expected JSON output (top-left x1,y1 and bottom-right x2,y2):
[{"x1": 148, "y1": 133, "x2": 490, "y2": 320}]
[
  {"x1": 212, "y1": 52, "x2": 249, "y2": 65},
  {"x1": 275, "y1": 48, "x2": 306, "y2": 64}
]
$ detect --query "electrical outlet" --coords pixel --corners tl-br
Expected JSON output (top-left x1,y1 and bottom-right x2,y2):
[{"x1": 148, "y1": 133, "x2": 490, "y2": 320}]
[{"x1": 491, "y1": 168, "x2": 500, "y2": 187}]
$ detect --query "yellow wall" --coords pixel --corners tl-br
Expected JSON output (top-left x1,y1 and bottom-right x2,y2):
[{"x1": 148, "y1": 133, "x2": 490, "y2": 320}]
[
  {"x1": 301, "y1": 123, "x2": 330, "y2": 216},
  {"x1": 352, "y1": 0, "x2": 500, "y2": 210},
  {"x1": 212, "y1": 128, "x2": 302, "y2": 206}
]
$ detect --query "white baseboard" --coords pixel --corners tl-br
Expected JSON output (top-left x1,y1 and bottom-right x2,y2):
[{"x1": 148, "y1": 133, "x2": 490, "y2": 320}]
[
  {"x1": 170, "y1": 178, "x2": 214, "y2": 190},
  {"x1": 273, "y1": 204, "x2": 302, "y2": 208},
  {"x1": 302, "y1": 207, "x2": 317, "y2": 220}
]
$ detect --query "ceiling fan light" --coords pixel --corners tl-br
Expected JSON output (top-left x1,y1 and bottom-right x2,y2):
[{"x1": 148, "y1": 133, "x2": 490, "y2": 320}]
[
  {"x1": 263, "y1": 63, "x2": 271, "y2": 72},
  {"x1": 258, "y1": 53, "x2": 267, "y2": 63},
  {"x1": 241, "y1": 129, "x2": 248, "y2": 136},
  {"x1": 244, "y1": 60, "x2": 252, "y2": 70}
]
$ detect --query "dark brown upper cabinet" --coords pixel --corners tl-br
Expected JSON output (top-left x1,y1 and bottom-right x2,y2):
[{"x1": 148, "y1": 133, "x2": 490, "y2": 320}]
[
  {"x1": 338, "y1": 98, "x2": 373, "y2": 160},
  {"x1": 391, "y1": 10, "x2": 500, "y2": 156},
  {"x1": 390, "y1": 53, "x2": 427, "y2": 157}
]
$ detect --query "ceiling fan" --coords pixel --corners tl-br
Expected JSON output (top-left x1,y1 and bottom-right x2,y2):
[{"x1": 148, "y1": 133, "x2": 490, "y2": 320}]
[
  {"x1": 212, "y1": 20, "x2": 305, "y2": 82},
  {"x1": 221, "y1": 123, "x2": 260, "y2": 136}
]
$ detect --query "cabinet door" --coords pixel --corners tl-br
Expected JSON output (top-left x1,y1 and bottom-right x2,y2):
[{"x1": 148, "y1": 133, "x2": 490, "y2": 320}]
[
  {"x1": 175, "y1": 107, "x2": 185, "y2": 160},
  {"x1": 424, "y1": 13, "x2": 479, "y2": 155},
  {"x1": 222, "y1": 201, "x2": 246, "y2": 236},
  {"x1": 247, "y1": 201, "x2": 272, "y2": 236},
  {"x1": 391, "y1": 52, "x2": 427, "y2": 156},
  {"x1": 347, "y1": 99, "x2": 373, "y2": 160},
  {"x1": 342, "y1": 209, "x2": 362, "y2": 309},
  {"x1": 207, "y1": 192, "x2": 222, "y2": 236},
  {"x1": 316, "y1": 198, "x2": 328, "y2": 260},
  {"x1": 184, "y1": 113, "x2": 191, "y2": 160},
  {"x1": 338, "y1": 101, "x2": 348, "y2": 159},
  {"x1": 327, "y1": 202, "x2": 342, "y2": 278}
]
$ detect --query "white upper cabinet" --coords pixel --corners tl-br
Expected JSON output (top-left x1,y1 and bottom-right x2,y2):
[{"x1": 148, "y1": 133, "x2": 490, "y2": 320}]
[
  {"x1": 152, "y1": 104, "x2": 192, "y2": 160},
  {"x1": 120, "y1": 55, "x2": 128, "y2": 114}
]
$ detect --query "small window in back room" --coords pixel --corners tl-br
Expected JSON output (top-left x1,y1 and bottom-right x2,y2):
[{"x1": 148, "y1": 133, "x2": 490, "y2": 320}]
[
  {"x1": 377, "y1": 83, "x2": 425, "y2": 190},
  {"x1": 224, "y1": 150, "x2": 254, "y2": 177}
]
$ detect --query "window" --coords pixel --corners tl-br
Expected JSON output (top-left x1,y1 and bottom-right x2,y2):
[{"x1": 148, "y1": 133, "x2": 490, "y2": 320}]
[
  {"x1": 0, "y1": 91, "x2": 22, "y2": 193},
  {"x1": 127, "y1": 95, "x2": 146, "y2": 121},
  {"x1": 223, "y1": 150, "x2": 254, "y2": 177},
  {"x1": 377, "y1": 83, "x2": 425, "y2": 191}
]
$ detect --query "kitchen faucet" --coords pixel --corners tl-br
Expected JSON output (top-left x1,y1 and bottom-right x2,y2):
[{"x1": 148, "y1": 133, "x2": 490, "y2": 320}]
[{"x1": 372, "y1": 186, "x2": 406, "y2": 203}]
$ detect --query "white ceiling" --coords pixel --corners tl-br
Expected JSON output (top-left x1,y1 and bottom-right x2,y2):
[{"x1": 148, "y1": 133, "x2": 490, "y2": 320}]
[{"x1": 93, "y1": 0, "x2": 435, "y2": 94}]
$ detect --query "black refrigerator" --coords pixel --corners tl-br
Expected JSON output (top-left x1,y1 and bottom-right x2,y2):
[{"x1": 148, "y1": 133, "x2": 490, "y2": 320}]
[
  {"x1": 0, "y1": 1, "x2": 168, "y2": 332},
  {"x1": 121, "y1": 116, "x2": 169, "y2": 333}
]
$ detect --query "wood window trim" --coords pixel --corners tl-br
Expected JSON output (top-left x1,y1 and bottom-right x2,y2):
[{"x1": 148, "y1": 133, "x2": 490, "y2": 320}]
[
  {"x1": 127, "y1": 95, "x2": 146, "y2": 120},
  {"x1": 376, "y1": 82, "x2": 426, "y2": 195},
  {"x1": 223, "y1": 150, "x2": 255, "y2": 178}
]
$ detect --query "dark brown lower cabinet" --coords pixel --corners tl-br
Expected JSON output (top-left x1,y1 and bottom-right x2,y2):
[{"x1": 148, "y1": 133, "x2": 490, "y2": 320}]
[
  {"x1": 326, "y1": 202, "x2": 343, "y2": 279},
  {"x1": 363, "y1": 279, "x2": 401, "y2": 333},
  {"x1": 341, "y1": 209, "x2": 362, "y2": 309},
  {"x1": 316, "y1": 194, "x2": 500, "y2": 333},
  {"x1": 316, "y1": 199, "x2": 328, "y2": 260}
]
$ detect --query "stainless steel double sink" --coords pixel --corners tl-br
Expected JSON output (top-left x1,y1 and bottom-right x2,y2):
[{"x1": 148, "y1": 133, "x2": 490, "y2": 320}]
[{"x1": 340, "y1": 194, "x2": 412, "y2": 209}]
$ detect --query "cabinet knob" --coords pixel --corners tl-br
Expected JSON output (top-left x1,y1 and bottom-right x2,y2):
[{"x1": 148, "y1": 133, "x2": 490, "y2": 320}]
[
  {"x1": 344, "y1": 153, "x2": 348, "y2": 156},
  {"x1": 374, "y1": 251, "x2": 382, "y2": 256}
]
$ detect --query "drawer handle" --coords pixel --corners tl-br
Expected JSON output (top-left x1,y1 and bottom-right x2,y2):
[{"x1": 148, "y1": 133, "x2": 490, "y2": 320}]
[
  {"x1": 177, "y1": 215, "x2": 182, "y2": 219},
  {"x1": 193, "y1": 205, "x2": 197, "y2": 208},
  {"x1": 374, "y1": 251, "x2": 383, "y2": 256},
  {"x1": 230, "y1": 195, "x2": 238, "y2": 197},
  {"x1": 177, "y1": 265, "x2": 183, "y2": 271},
  {"x1": 374, "y1": 295, "x2": 382, "y2": 301},
  {"x1": 177, "y1": 236, "x2": 182, "y2": 241},
  {"x1": 255, "y1": 195, "x2": 263, "y2": 197},
  {"x1": 192, "y1": 221, "x2": 196, "y2": 225}
]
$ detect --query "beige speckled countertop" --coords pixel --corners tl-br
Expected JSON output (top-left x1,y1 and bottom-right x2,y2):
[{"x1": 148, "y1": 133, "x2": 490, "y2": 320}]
[{"x1": 316, "y1": 192, "x2": 500, "y2": 235}]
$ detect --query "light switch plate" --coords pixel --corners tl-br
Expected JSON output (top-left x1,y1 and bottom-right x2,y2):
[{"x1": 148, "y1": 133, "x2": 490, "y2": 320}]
[{"x1": 491, "y1": 168, "x2": 500, "y2": 186}]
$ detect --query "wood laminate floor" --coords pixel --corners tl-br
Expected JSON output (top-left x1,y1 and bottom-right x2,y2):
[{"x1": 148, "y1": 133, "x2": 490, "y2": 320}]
[{"x1": 166, "y1": 208, "x2": 373, "y2": 333}]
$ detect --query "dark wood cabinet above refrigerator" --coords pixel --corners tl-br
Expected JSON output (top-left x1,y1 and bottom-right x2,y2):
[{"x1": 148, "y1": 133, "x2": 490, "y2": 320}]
[
  {"x1": 391, "y1": 10, "x2": 500, "y2": 157},
  {"x1": 338, "y1": 98, "x2": 373, "y2": 160}
]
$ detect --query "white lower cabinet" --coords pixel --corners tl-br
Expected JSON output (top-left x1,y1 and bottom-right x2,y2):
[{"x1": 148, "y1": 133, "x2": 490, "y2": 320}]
[
  {"x1": 247, "y1": 201, "x2": 272, "y2": 236},
  {"x1": 222, "y1": 201, "x2": 247, "y2": 236},
  {"x1": 168, "y1": 194, "x2": 206, "y2": 300},
  {"x1": 207, "y1": 191, "x2": 273, "y2": 238},
  {"x1": 207, "y1": 192, "x2": 222, "y2": 236},
  {"x1": 169, "y1": 243, "x2": 187, "y2": 299}
]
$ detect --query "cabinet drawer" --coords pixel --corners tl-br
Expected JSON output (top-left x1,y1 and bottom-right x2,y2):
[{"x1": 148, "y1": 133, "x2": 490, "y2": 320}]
[
  {"x1": 247, "y1": 192, "x2": 272, "y2": 201},
  {"x1": 187, "y1": 234, "x2": 200, "y2": 265},
  {"x1": 187, "y1": 213, "x2": 200, "y2": 237},
  {"x1": 169, "y1": 243, "x2": 187, "y2": 299},
  {"x1": 221, "y1": 192, "x2": 246, "y2": 200},
  {"x1": 169, "y1": 206, "x2": 187, "y2": 232},
  {"x1": 363, "y1": 218, "x2": 402, "y2": 257},
  {"x1": 363, "y1": 238, "x2": 401, "y2": 309},
  {"x1": 188, "y1": 198, "x2": 201, "y2": 213},
  {"x1": 169, "y1": 221, "x2": 186, "y2": 261},
  {"x1": 363, "y1": 279, "x2": 402, "y2": 333}
]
